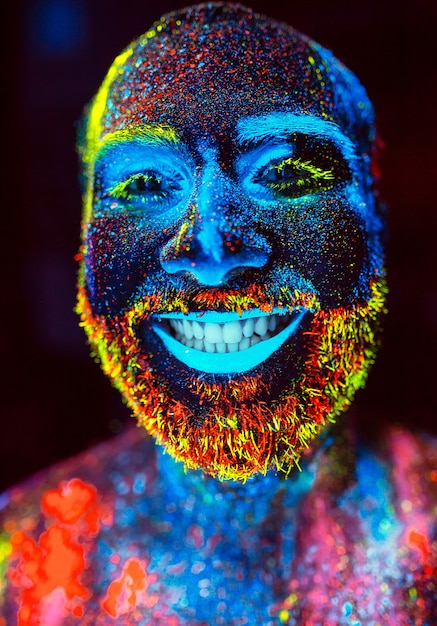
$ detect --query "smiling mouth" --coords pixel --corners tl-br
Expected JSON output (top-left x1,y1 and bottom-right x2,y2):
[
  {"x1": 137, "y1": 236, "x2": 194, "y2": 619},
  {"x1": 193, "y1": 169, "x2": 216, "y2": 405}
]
[{"x1": 152, "y1": 308, "x2": 309, "y2": 374}]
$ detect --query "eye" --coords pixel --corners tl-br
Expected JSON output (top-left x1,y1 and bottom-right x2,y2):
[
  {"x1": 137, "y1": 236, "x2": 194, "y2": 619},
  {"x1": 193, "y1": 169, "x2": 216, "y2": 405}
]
[
  {"x1": 254, "y1": 154, "x2": 345, "y2": 199},
  {"x1": 259, "y1": 157, "x2": 336, "y2": 195},
  {"x1": 108, "y1": 170, "x2": 185, "y2": 206},
  {"x1": 240, "y1": 137, "x2": 352, "y2": 202}
]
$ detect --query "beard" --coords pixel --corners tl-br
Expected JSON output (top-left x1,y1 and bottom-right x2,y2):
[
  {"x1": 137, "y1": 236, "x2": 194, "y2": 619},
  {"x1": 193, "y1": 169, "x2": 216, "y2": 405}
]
[{"x1": 76, "y1": 273, "x2": 386, "y2": 482}]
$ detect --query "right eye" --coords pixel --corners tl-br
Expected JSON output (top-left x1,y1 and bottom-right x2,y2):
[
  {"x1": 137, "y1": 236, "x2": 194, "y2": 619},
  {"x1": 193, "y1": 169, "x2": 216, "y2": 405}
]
[{"x1": 108, "y1": 170, "x2": 186, "y2": 207}]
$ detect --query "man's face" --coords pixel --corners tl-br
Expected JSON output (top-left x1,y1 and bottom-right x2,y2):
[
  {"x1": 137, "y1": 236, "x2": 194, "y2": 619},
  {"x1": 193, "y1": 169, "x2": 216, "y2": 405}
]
[{"x1": 77, "y1": 4, "x2": 386, "y2": 481}]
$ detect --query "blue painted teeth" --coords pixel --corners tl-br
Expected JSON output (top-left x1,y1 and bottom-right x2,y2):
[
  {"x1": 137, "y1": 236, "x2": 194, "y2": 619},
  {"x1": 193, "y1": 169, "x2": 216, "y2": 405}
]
[{"x1": 167, "y1": 314, "x2": 290, "y2": 353}]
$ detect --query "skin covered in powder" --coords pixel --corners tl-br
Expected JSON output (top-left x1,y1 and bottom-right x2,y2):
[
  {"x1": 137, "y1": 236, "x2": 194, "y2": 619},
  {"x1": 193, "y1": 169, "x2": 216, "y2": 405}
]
[{"x1": 1, "y1": 4, "x2": 436, "y2": 625}]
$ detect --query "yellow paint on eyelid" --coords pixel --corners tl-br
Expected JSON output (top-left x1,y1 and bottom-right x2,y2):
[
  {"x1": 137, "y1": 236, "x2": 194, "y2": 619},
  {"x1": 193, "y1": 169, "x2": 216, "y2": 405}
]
[
  {"x1": 83, "y1": 122, "x2": 180, "y2": 220},
  {"x1": 273, "y1": 157, "x2": 334, "y2": 180},
  {"x1": 109, "y1": 172, "x2": 162, "y2": 199}
]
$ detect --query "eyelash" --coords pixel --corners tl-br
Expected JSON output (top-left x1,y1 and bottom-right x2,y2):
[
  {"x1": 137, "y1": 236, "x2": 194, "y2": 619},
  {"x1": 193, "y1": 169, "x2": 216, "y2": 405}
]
[
  {"x1": 108, "y1": 170, "x2": 185, "y2": 207},
  {"x1": 253, "y1": 155, "x2": 340, "y2": 198}
]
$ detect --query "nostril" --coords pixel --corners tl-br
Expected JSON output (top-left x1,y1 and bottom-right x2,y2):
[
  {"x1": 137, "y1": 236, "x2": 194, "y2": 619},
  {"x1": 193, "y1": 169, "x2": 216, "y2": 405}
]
[
  {"x1": 159, "y1": 217, "x2": 272, "y2": 286},
  {"x1": 223, "y1": 232, "x2": 243, "y2": 254}
]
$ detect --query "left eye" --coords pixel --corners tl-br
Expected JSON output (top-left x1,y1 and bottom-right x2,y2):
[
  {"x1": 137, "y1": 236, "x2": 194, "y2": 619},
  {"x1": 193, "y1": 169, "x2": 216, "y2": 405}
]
[
  {"x1": 108, "y1": 171, "x2": 185, "y2": 206},
  {"x1": 254, "y1": 156, "x2": 336, "y2": 197}
]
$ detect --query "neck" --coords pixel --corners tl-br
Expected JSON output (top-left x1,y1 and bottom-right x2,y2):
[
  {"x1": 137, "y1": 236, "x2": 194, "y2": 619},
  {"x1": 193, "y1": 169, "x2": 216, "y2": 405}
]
[
  {"x1": 150, "y1": 420, "x2": 357, "y2": 595},
  {"x1": 155, "y1": 425, "x2": 338, "y2": 527}
]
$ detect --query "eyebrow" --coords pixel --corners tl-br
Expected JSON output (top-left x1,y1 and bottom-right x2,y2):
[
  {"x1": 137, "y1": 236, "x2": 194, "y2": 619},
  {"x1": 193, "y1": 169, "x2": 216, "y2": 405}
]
[
  {"x1": 96, "y1": 124, "x2": 180, "y2": 159},
  {"x1": 236, "y1": 113, "x2": 355, "y2": 158}
]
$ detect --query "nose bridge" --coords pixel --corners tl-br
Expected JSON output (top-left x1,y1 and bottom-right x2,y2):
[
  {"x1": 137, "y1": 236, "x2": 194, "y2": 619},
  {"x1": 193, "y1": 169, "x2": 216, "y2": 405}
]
[
  {"x1": 197, "y1": 151, "x2": 225, "y2": 214},
  {"x1": 194, "y1": 152, "x2": 228, "y2": 262}
]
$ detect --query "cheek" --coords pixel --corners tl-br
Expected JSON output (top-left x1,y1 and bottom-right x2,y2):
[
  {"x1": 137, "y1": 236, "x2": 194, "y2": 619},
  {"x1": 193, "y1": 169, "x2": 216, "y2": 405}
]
[
  {"x1": 303, "y1": 206, "x2": 367, "y2": 302},
  {"x1": 266, "y1": 197, "x2": 369, "y2": 305},
  {"x1": 84, "y1": 215, "x2": 162, "y2": 316}
]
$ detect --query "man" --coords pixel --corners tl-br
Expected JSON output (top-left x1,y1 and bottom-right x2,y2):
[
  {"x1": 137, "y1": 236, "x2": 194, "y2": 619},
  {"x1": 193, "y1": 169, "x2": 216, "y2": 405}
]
[{"x1": 1, "y1": 3, "x2": 436, "y2": 624}]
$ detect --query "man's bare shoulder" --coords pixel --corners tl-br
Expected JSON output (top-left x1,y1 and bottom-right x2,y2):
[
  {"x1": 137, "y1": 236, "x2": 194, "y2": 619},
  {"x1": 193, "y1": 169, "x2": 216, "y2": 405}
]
[
  {"x1": 0, "y1": 426, "x2": 157, "y2": 527},
  {"x1": 0, "y1": 427, "x2": 160, "y2": 623},
  {"x1": 372, "y1": 422, "x2": 437, "y2": 484}
]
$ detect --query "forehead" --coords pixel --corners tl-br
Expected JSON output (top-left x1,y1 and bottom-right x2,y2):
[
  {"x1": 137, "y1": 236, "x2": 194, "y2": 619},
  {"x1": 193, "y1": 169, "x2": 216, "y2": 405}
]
[
  {"x1": 84, "y1": 5, "x2": 373, "y2": 165},
  {"x1": 95, "y1": 12, "x2": 333, "y2": 137}
]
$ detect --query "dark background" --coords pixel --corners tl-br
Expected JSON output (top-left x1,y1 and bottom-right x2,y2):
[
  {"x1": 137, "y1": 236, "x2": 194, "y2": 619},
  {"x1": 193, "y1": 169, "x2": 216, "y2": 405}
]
[{"x1": 2, "y1": 0, "x2": 436, "y2": 493}]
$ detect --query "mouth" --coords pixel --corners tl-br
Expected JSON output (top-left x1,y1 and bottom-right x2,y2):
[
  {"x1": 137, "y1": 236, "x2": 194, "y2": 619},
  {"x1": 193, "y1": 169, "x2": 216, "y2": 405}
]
[{"x1": 152, "y1": 308, "x2": 309, "y2": 373}]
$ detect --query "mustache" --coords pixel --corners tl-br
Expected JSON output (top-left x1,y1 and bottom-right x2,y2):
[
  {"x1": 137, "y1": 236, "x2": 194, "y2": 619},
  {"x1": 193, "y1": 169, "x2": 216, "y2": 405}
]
[{"x1": 125, "y1": 273, "x2": 320, "y2": 321}]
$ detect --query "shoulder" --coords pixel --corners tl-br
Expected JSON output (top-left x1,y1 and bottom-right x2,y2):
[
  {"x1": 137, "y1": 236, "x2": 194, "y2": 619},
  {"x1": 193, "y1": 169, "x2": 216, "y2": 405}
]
[
  {"x1": 355, "y1": 422, "x2": 437, "y2": 522},
  {"x1": 373, "y1": 423, "x2": 437, "y2": 495},
  {"x1": 0, "y1": 427, "x2": 157, "y2": 624},
  {"x1": 382, "y1": 424, "x2": 437, "y2": 538},
  {"x1": 1, "y1": 426, "x2": 156, "y2": 518}
]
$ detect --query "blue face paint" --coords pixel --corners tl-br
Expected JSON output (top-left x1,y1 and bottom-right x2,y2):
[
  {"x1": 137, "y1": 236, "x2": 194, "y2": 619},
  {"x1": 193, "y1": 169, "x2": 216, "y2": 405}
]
[
  {"x1": 77, "y1": 3, "x2": 386, "y2": 480},
  {"x1": 95, "y1": 142, "x2": 193, "y2": 219}
]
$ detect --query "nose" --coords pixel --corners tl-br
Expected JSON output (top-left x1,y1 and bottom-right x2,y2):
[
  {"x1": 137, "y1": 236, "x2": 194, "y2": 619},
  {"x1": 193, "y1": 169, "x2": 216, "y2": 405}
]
[
  {"x1": 160, "y1": 219, "x2": 270, "y2": 285},
  {"x1": 159, "y1": 168, "x2": 271, "y2": 286}
]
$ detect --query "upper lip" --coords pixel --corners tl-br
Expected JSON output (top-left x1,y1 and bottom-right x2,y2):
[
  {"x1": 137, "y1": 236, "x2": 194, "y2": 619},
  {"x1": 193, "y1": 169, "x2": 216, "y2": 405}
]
[{"x1": 154, "y1": 308, "x2": 284, "y2": 323}]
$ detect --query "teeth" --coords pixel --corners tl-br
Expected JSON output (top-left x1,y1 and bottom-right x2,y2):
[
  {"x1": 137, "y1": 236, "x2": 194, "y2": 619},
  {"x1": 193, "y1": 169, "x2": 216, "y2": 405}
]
[
  {"x1": 204, "y1": 339, "x2": 216, "y2": 353},
  {"x1": 192, "y1": 321, "x2": 204, "y2": 340},
  {"x1": 183, "y1": 319, "x2": 193, "y2": 340},
  {"x1": 167, "y1": 313, "x2": 291, "y2": 353},
  {"x1": 194, "y1": 338, "x2": 204, "y2": 351},
  {"x1": 204, "y1": 323, "x2": 222, "y2": 343},
  {"x1": 222, "y1": 321, "x2": 243, "y2": 344},
  {"x1": 254, "y1": 316, "x2": 268, "y2": 336},
  {"x1": 239, "y1": 336, "x2": 250, "y2": 351},
  {"x1": 268, "y1": 316, "x2": 277, "y2": 332},
  {"x1": 242, "y1": 318, "x2": 254, "y2": 337}
]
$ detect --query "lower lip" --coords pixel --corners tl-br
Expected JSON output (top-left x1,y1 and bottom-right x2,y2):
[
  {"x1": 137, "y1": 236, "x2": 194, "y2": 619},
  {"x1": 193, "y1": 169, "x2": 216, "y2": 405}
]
[{"x1": 152, "y1": 309, "x2": 308, "y2": 374}]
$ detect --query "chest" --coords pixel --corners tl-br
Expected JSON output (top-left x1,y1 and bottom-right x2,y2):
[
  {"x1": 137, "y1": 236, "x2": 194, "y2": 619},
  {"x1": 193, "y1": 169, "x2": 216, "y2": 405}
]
[
  {"x1": 90, "y1": 508, "x2": 290, "y2": 625},
  {"x1": 83, "y1": 502, "x2": 433, "y2": 626}
]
